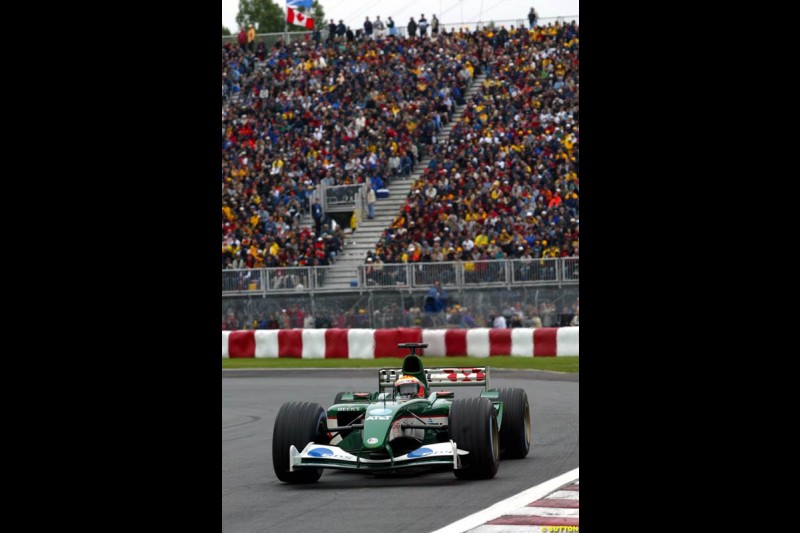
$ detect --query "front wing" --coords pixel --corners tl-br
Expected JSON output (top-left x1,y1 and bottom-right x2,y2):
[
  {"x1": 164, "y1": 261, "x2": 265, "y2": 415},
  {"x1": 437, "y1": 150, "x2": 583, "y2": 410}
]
[{"x1": 289, "y1": 441, "x2": 469, "y2": 472}]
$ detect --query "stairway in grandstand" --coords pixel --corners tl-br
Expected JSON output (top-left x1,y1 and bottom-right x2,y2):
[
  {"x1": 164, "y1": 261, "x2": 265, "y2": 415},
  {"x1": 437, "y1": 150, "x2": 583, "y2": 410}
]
[{"x1": 311, "y1": 73, "x2": 487, "y2": 290}]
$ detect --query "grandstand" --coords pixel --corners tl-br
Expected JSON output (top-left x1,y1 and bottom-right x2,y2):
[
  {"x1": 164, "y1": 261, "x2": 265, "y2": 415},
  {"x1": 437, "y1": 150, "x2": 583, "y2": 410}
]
[{"x1": 222, "y1": 20, "x2": 578, "y2": 329}]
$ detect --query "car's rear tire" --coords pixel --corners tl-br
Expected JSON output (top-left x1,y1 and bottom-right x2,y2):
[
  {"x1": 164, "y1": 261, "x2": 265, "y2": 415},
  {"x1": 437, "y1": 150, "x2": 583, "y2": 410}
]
[
  {"x1": 495, "y1": 388, "x2": 531, "y2": 459},
  {"x1": 272, "y1": 401, "x2": 329, "y2": 483},
  {"x1": 333, "y1": 392, "x2": 346, "y2": 404},
  {"x1": 450, "y1": 397, "x2": 500, "y2": 480}
]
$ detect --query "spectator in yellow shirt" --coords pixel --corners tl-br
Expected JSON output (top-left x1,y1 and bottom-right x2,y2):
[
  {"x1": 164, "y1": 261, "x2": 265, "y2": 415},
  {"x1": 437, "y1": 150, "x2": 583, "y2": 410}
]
[{"x1": 247, "y1": 25, "x2": 256, "y2": 53}]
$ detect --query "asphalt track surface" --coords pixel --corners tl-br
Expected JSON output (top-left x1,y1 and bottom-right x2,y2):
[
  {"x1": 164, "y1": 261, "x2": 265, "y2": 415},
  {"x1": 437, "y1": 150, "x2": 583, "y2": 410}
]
[{"x1": 222, "y1": 369, "x2": 578, "y2": 533}]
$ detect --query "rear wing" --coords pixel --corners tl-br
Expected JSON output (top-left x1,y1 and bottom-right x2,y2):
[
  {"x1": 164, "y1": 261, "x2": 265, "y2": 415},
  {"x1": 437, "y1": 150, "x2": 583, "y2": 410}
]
[{"x1": 378, "y1": 367, "x2": 489, "y2": 390}]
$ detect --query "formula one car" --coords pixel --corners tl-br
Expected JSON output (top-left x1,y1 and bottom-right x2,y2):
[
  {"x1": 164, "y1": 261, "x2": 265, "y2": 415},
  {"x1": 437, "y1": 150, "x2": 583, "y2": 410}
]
[{"x1": 272, "y1": 343, "x2": 531, "y2": 483}]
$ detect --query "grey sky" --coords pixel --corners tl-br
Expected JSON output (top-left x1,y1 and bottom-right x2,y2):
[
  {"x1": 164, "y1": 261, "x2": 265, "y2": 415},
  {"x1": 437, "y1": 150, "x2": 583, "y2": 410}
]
[{"x1": 222, "y1": 0, "x2": 579, "y2": 33}]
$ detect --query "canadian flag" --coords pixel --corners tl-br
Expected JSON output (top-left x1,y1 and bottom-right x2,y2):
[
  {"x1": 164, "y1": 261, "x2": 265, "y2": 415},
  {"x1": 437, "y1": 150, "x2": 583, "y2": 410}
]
[{"x1": 287, "y1": 7, "x2": 314, "y2": 29}]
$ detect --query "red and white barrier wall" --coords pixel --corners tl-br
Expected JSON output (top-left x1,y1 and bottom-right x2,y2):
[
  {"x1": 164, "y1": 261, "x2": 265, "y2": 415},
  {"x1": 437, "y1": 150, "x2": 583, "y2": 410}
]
[{"x1": 222, "y1": 327, "x2": 578, "y2": 358}]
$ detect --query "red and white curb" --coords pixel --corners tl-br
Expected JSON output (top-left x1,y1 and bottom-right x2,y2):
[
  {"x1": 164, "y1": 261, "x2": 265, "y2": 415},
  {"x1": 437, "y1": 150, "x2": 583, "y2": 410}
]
[
  {"x1": 222, "y1": 327, "x2": 579, "y2": 358},
  {"x1": 429, "y1": 467, "x2": 579, "y2": 533}
]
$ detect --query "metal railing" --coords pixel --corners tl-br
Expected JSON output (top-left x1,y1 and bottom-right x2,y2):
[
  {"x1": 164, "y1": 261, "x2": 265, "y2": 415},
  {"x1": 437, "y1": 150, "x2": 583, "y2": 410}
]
[
  {"x1": 222, "y1": 15, "x2": 579, "y2": 45},
  {"x1": 222, "y1": 257, "x2": 578, "y2": 296}
]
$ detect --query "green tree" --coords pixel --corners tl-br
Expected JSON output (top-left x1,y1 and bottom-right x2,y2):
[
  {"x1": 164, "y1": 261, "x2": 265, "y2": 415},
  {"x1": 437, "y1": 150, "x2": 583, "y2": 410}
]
[
  {"x1": 236, "y1": 0, "x2": 327, "y2": 34},
  {"x1": 222, "y1": 25, "x2": 231, "y2": 36},
  {"x1": 236, "y1": 0, "x2": 286, "y2": 33},
  {"x1": 309, "y1": 1, "x2": 325, "y2": 25}
]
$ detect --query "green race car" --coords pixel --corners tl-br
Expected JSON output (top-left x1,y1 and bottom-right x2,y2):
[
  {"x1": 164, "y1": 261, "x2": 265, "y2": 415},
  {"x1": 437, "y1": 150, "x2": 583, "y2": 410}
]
[{"x1": 272, "y1": 343, "x2": 531, "y2": 483}]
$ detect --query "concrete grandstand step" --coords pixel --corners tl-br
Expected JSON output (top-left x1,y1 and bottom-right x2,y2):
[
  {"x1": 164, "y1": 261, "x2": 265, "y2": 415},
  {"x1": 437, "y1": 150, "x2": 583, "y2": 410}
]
[
  {"x1": 376, "y1": 193, "x2": 410, "y2": 198},
  {"x1": 323, "y1": 270, "x2": 358, "y2": 279},
  {"x1": 358, "y1": 219, "x2": 398, "y2": 227},
  {"x1": 332, "y1": 258, "x2": 366, "y2": 266},
  {"x1": 376, "y1": 193, "x2": 411, "y2": 201},
  {"x1": 328, "y1": 269, "x2": 363, "y2": 278},
  {"x1": 376, "y1": 192, "x2": 411, "y2": 199},
  {"x1": 349, "y1": 226, "x2": 389, "y2": 235},
  {"x1": 342, "y1": 247, "x2": 381, "y2": 256},
  {"x1": 320, "y1": 280, "x2": 360, "y2": 289},
  {"x1": 375, "y1": 195, "x2": 411, "y2": 204},
  {"x1": 324, "y1": 272, "x2": 357, "y2": 279},
  {"x1": 378, "y1": 184, "x2": 414, "y2": 195},
  {"x1": 342, "y1": 240, "x2": 381, "y2": 249},
  {"x1": 313, "y1": 279, "x2": 358, "y2": 289},
  {"x1": 349, "y1": 226, "x2": 388, "y2": 234},
  {"x1": 378, "y1": 184, "x2": 414, "y2": 194},
  {"x1": 323, "y1": 270, "x2": 358, "y2": 277},
  {"x1": 341, "y1": 244, "x2": 382, "y2": 253},
  {"x1": 323, "y1": 272, "x2": 359, "y2": 279},
  {"x1": 374, "y1": 194, "x2": 412, "y2": 206}
]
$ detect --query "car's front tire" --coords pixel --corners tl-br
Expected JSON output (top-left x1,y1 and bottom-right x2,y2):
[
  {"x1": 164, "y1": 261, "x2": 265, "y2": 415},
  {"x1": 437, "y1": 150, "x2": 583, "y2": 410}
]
[
  {"x1": 450, "y1": 397, "x2": 500, "y2": 479},
  {"x1": 495, "y1": 388, "x2": 531, "y2": 459},
  {"x1": 272, "y1": 401, "x2": 328, "y2": 483}
]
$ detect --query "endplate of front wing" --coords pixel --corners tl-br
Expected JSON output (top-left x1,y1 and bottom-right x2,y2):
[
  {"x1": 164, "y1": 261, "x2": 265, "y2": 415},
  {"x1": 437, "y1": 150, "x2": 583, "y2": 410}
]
[{"x1": 289, "y1": 441, "x2": 468, "y2": 472}]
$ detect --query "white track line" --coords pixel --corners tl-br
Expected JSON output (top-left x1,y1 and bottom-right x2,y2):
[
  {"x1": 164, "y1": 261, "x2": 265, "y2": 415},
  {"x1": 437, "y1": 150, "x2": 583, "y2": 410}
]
[{"x1": 428, "y1": 467, "x2": 579, "y2": 533}]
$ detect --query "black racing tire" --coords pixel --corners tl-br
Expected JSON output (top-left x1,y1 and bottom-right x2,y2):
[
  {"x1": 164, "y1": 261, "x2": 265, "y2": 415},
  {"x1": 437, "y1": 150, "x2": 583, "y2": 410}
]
[
  {"x1": 494, "y1": 388, "x2": 531, "y2": 459},
  {"x1": 333, "y1": 392, "x2": 346, "y2": 404},
  {"x1": 272, "y1": 401, "x2": 329, "y2": 483},
  {"x1": 449, "y1": 397, "x2": 500, "y2": 480}
]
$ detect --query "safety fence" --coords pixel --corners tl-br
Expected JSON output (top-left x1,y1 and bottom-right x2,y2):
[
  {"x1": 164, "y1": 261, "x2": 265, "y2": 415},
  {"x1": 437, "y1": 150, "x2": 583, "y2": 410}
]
[
  {"x1": 222, "y1": 258, "x2": 578, "y2": 296},
  {"x1": 221, "y1": 284, "x2": 578, "y2": 332}
]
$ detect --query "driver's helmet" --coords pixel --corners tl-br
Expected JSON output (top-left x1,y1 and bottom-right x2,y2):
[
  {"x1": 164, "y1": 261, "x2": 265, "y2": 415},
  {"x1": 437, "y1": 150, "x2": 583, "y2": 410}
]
[{"x1": 394, "y1": 375, "x2": 425, "y2": 400}]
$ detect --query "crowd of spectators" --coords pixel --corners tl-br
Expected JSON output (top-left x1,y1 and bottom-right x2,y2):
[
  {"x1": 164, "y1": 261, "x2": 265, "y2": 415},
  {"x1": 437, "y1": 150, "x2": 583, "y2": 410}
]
[
  {"x1": 368, "y1": 22, "x2": 579, "y2": 271},
  {"x1": 222, "y1": 25, "x2": 496, "y2": 272}
]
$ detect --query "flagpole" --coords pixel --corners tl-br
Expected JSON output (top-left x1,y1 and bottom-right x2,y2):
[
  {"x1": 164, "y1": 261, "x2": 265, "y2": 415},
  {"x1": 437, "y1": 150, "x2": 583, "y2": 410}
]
[{"x1": 284, "y1": 6, "x2": 289, "y2": 45}]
